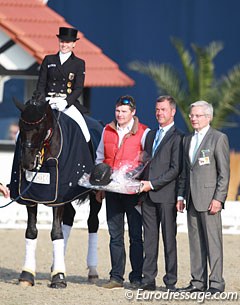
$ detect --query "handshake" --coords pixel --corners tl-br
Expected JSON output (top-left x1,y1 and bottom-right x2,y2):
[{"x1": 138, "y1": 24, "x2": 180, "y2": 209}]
[{"x1": 46, "y1": 96, "x2": 68, "y2": 111}]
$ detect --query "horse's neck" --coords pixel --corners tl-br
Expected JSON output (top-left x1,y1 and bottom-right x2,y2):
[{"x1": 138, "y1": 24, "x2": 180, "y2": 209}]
[{"x1": 44, "y1": 122, "x2": 61, "y2": 159}]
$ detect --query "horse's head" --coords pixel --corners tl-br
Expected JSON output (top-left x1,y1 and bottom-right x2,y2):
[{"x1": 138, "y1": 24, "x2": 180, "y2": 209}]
[{"x1": 14, "y1": 91, "x2": 53, "y2": 171}]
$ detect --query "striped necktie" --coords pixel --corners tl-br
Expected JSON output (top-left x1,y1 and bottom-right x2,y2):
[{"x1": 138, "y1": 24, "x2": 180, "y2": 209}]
[{"x1": 152, "y1": 128, "x2": 163, "y2": 156}]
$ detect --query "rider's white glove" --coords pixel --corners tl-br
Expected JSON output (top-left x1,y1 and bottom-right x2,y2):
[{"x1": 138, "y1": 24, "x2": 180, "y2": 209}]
[
  {"x1": 49, "y1": 97, "x2": 68, "y2": 111},
  {"x1": 48, "y1": 97, "x2": 57, "y2": 109}
]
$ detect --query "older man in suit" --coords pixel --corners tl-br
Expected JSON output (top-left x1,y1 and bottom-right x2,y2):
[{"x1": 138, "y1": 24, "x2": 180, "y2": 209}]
[
  {"x1": 139, "y1": 95, "x2": 183, "y2": 291},
  {"x1": 177, "y1": 101, "x2": 230, "y2": 295}
]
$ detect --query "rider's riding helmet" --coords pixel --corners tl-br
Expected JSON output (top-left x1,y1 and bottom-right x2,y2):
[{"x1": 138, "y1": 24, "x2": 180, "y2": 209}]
[{"x1": 89, "y1": 163, "x2": 112, "y2": 186}]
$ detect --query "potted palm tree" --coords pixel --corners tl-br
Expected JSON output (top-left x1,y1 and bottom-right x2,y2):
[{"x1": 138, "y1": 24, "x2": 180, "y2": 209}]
[
  {"x1": 129, "y1": 39, "x2": 240, "y2": 200},
  {"x1": 129, "y1": 37, "x2": 240, "y2": 131}
]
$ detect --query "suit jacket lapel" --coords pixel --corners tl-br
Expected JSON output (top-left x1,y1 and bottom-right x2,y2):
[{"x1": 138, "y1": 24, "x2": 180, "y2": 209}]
[
  {"x1": 185, "y1": 134, "x2": 192, "y2": 166},
  {"x1": 150, "y1": 130, "x2": 156, "y2": 147},
  {"x1": 146, "y1": 130, "x2": 155, "y2": 156}
]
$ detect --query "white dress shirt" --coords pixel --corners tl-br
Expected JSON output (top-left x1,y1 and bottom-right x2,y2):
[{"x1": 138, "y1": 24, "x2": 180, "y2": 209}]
[
  {"x1": 155, "y1": 122, "x2": 174, "y2": 143},
  {"x1": 59, "y1": 51, "x2": 72, "y2": 65}
]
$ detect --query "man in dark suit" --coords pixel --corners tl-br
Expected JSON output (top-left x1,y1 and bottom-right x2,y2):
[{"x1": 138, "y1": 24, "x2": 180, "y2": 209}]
[
  {"x1": 177, "y1": 101, "x2": 230, "y2": 295},
  {"x1": 37, "y1": 27, "x2": 85, "y2": 113},
  {"x1": 139, "y1": 95, "x2": 183, "y2": 291}
]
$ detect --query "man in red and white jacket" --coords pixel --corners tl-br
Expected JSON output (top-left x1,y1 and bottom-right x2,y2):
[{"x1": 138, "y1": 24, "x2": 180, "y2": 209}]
[{"x1": 96, "y1": 95, "x2": 150, "y2": 289}]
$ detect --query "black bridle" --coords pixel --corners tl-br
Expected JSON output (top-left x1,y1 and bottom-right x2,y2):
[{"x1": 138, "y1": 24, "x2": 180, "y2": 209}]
[
  {"x1": 0, "y1": 112, "x2": 58, "y2": 209},
  {"x1": 19, "y1": 114, "x2": 49, "y2": 170},
  {"x1": 20, "y1": 113, "x2": 47, "y2": 125},
  {"x1": 20, "y1": 108, "x2": 60, "y2": 168}
]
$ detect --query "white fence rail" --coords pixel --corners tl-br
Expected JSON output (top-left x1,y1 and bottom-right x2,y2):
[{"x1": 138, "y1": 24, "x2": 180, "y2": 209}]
[
  {"x1": 0, "y1": 197, "x2": 239, "y2": 234},
  {"x1": 1, "y1": 149, "x2": 240, "y2": 234}
]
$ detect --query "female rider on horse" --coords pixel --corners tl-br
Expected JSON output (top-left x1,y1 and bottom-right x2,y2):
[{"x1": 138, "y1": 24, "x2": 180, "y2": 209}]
[{"x1": 36, "y1": 26, "x2": 101, "y2": 282}]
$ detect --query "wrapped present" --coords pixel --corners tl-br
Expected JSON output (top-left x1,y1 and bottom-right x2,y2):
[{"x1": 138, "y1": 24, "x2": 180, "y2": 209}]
[{"x1": 78, "y1": 164, "x2": 144, "y2": 194}]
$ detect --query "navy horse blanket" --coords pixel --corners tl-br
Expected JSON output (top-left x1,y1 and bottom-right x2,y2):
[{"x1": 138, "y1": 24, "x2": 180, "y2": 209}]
[{"x1": 10, "y1": 111, "x2": 94, "y2": 206}]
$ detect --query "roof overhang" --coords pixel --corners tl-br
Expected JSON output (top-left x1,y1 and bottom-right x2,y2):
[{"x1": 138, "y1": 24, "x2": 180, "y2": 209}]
[{"x1": 0, "y1": 0, "x2": 134, "y2": 87}]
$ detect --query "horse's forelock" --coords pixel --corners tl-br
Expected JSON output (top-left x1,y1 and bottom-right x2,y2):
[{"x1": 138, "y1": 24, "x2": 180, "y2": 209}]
[
  {"x1": 27, "y1": 92, "x2": 45, "y2": 107},
  {"x1": 32, "y1": 90, "x2": 45, "y2": 104},
  {"x1": 21, "y1": 92, "x2": 48, "y2": 123}
]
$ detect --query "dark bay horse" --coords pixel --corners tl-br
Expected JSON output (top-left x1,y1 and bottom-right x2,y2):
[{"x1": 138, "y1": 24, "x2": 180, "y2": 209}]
[{"x1": 9, "y1": 92, "x2": 98, "y2": 288}]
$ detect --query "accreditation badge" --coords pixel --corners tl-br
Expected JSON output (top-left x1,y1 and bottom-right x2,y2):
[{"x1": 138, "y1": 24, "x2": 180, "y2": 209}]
[
  {"x1": 198, "y1": 149, "x2": 211, "y2": 166},
  {"x1": 69, "y1": 73, "x2": 75, "y2": 80},
  {"x1": 198, "y1": 157, "x2": 210, "y2": 166}
]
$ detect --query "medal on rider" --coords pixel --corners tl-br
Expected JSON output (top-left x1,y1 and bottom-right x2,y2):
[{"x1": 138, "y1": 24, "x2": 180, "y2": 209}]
[
  {"x1": 68, "y1": 73, "x2": 74, "y2": 80},
  {"x1": 67, "y1": 82, "x2": 72, "y2": 94},
  {"x1": 67, "y1": 73, "x2": 74, "y2": 94}
]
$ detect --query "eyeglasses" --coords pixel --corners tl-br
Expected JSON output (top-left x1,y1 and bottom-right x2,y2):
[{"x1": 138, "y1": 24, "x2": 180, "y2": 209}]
[{"x1": 188, "y1": 114, "x2": 206, "y2": 119}]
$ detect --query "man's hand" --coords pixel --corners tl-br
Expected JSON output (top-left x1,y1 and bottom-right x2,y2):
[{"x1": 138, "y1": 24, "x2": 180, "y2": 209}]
[
  {"x1": 95, "y1": 190, "x2": 105, "y2": 203},
  {"x1": 208, "y1": 199, "x2": 222, "y2": 215},
  {"x1": 139, "y1": 181, "x2": 152, "y2": 192},
  {"x1": 0, "y1": 184, "x2": 10, "y2": 198},
  {"x1": 176, "y1": 200, "x2": 185, "y2": 213}
]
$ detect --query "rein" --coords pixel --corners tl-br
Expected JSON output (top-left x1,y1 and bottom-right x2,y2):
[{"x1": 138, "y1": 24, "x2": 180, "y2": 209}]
[
  {"x1": 0, "y1": 132, "x2": 53, "y2": 209},
  {"x1": 42, "y1": 128, "x2": 53, "y2": 154},
  {"x1": 0, "y1": 131, "x2": 49, "y2": 209},
  {"x1": 0, "y1": 168, "x2": 40, "y2": 209}
]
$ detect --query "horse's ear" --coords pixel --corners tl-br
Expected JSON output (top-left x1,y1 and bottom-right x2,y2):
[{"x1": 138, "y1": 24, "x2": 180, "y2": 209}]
[{"x1": 13, "y1": 97, "x2": 26, "y2": 112}]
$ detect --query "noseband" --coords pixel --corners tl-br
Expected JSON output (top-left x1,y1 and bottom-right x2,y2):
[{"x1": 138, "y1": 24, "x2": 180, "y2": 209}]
[
  {"x1": 20, "y1": 114, "x2": 48, "y2": 149},
  {"x1": 20, "y1": 114, "x2": 47, "y2": 126}
]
